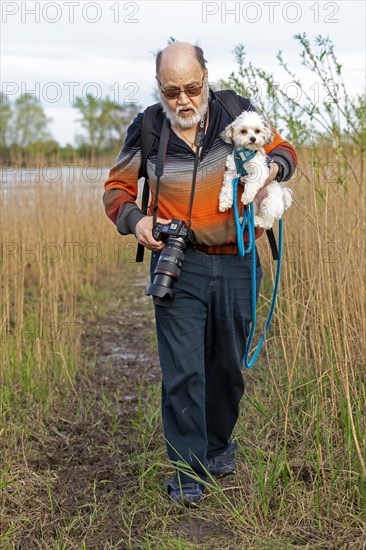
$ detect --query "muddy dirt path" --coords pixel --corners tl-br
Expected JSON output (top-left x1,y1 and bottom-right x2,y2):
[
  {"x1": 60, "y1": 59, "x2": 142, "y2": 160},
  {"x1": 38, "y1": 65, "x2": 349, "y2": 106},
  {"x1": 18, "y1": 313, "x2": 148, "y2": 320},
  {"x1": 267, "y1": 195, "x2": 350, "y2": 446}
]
[{"x1": 12, "y1": 272, "x2": 164, "y2": 548}]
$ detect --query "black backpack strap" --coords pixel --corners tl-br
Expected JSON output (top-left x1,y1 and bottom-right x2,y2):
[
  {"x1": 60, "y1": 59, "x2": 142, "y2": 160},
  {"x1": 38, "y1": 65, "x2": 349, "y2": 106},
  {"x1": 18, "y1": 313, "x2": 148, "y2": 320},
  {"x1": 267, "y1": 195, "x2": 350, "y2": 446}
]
[
  {"x1": 135, "y1": 220, "x2": 147, "y2": 262},
  {"x1": 136, "y1": 104, "x2": 161, "y2": 262},
  {"x1": 139, "y1": 102, "x2": 161, "y2": 180},
  {"x1": 265, "y1": 228, "x2": 279, "y2": 261},
  {"x1": 215, "y1": 89, "x2": 244, "y2": 120},
  {"x1": 139, "y1": 102, "x2": 161, "y2": 217}
]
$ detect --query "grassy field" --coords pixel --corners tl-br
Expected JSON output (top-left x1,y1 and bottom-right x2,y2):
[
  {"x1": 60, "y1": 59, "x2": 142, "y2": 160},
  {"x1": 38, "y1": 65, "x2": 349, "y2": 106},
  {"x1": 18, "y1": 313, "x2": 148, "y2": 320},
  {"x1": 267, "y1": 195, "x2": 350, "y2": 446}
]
[{"x1": 1, "y1": 146, "x2": 365, "y2": 549}]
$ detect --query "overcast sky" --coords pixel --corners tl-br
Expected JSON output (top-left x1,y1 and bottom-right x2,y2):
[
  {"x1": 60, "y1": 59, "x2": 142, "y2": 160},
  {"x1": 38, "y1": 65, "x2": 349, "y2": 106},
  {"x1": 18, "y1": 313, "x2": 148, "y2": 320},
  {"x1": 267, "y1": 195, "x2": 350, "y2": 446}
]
[{"x1": 1, "y1": 0, "x2": 365, "y2": 145}]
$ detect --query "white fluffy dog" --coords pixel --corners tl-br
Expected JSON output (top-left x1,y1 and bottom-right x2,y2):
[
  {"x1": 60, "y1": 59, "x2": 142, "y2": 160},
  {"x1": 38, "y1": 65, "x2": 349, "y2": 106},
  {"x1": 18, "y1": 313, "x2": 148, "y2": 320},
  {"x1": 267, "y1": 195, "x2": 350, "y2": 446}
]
[{"x1": 219, "y1": 111, "x2": 292, "y2": 229}]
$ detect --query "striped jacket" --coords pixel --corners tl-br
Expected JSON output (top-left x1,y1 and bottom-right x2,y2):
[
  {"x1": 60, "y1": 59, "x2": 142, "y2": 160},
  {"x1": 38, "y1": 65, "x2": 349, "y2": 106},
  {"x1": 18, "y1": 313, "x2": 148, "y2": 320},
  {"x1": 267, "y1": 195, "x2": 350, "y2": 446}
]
[{"x1": 103, "y1": 90, "x2": 297, "y2": 246}]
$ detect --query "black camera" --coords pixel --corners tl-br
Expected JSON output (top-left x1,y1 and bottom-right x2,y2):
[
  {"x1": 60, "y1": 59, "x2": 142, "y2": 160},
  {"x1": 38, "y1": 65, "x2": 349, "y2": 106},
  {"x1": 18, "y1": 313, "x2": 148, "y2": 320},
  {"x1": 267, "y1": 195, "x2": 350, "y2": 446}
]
[
  {"x1": 152, "y1": 219, "x2": 189, "y2": 242},
  {"x1": 146, "y1": 219, "x2": 190, "y2": 304}
]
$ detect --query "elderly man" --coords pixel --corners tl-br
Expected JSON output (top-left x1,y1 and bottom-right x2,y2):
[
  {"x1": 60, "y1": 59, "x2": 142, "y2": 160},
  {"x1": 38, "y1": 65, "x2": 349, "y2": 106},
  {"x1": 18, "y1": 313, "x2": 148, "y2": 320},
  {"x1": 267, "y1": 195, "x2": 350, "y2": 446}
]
[{"x1": 103, "y1": 42, "x2": 297, "y2": 505}]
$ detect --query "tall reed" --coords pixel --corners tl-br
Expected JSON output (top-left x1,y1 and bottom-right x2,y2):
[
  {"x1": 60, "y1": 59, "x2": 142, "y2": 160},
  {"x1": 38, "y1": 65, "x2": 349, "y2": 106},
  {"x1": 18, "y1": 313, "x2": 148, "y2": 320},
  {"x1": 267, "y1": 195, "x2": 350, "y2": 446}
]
[{"x1": 0, "y1": 167, "x2": 137, "y2": 427}]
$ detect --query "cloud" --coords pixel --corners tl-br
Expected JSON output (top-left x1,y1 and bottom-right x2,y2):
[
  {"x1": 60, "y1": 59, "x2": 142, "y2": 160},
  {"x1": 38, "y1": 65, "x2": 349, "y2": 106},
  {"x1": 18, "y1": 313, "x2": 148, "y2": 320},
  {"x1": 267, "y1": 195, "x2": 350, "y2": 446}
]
[{"x1": 2, "y1": 0, "x2": 364, "y2": 145}]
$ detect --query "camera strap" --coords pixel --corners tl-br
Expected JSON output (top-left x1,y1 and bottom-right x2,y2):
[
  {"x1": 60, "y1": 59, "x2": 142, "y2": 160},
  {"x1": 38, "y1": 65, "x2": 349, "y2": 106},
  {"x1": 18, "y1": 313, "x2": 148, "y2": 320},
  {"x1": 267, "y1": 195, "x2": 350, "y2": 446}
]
[
  {"x1": 187, "y1": 113, "x2": 206, "y2": 232},
  {"x1": 152, "y1": 117, "x2": 171, "y2": 230},
  {"x1": 152, "y1": 111, "x2": 207, "y2": 236}
]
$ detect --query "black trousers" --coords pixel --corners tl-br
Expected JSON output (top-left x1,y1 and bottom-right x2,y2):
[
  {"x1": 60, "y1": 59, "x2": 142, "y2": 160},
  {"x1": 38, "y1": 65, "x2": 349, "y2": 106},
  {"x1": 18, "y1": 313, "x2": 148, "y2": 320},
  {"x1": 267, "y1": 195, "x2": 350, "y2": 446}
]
[{"x1": 150, "y1": 247, "x2": 262, "y2": 483}]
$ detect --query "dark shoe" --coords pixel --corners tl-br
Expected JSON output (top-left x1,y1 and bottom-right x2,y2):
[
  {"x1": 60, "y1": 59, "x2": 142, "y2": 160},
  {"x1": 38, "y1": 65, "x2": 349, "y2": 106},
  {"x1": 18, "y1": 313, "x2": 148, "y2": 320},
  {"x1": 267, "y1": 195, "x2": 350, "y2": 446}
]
[
  {"x1": 207, "y1": 441, "x2": 238, "y2": 477},
  {"x1": 163, "y1": 477, "x2": 205, "y2": 506}
]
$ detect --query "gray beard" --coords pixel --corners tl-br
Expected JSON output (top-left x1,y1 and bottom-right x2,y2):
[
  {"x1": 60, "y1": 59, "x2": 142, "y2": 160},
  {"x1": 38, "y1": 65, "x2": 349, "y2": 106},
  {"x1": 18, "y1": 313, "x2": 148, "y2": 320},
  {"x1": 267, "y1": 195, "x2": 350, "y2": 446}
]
[{"x1": 160, "y1": 81, "x2": 210, "y2": 129}]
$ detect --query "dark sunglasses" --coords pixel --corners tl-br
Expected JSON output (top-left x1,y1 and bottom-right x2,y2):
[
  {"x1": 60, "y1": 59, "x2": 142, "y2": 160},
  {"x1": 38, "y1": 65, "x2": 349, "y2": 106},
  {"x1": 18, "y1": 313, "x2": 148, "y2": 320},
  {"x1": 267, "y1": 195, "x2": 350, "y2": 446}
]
[{"x1": 158, "y1": 77, "x2": 205, "y2": 100}]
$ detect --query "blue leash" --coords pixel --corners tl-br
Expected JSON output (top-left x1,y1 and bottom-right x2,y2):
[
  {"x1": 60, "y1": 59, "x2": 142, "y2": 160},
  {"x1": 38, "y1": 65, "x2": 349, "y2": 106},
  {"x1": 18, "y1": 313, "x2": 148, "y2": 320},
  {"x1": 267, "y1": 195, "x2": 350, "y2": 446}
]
[{"x1": 232, "y1": 175, "x2": 283, "y2": 369}]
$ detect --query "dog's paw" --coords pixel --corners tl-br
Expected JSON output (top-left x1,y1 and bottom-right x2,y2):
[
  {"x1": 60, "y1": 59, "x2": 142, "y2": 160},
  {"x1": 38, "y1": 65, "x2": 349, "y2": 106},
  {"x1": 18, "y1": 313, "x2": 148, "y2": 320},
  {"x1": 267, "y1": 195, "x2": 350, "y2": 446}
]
[
  {"x1": 219, "y1": 185, "x2": 234, "y2": 212},
  {"x1": 283, "y1": 187, "x2": 293, "y2": 210},
  {"x1": 254, "y1": 215, "x2": 265, "y2": 228},
  {"x1": 254, "y1": 215, "x2": 273, "y2": 230},
  {"x1": 218, "y1": 194, "x2": 233, "y2": 212},
  {"x1": 241, "y1": 190, "x2": 256, "y2": 205}
]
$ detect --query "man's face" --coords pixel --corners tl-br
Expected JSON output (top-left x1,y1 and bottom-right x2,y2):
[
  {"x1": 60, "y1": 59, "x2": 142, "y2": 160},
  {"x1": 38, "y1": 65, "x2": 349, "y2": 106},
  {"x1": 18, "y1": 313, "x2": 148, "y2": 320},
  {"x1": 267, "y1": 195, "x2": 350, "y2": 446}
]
[{"x1": 158, "y1": 57, "x2": 209, "y2": 129}]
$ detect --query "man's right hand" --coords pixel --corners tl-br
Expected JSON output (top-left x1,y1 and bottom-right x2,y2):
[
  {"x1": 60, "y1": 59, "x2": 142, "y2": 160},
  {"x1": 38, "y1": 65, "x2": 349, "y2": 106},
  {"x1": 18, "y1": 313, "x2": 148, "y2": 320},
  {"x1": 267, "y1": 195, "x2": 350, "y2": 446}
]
[{"x1": 135, "y1": 216, "x2": 172, "y2": 251}]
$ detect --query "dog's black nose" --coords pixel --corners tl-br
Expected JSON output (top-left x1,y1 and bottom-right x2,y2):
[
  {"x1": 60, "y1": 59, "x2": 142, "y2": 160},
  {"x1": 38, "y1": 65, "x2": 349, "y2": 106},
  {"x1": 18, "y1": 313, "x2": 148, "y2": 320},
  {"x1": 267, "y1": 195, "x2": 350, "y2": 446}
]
[{"x1": 250, "y1": 136, "x2": 256, "y2": 143}]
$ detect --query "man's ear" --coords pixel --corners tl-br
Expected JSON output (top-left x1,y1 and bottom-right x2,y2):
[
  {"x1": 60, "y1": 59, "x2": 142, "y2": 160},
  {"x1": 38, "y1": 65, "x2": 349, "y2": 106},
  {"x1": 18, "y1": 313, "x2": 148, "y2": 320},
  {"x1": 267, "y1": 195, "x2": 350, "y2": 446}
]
[{"x1": 221, "y1": 123, "x2": 234, "y2": 143}]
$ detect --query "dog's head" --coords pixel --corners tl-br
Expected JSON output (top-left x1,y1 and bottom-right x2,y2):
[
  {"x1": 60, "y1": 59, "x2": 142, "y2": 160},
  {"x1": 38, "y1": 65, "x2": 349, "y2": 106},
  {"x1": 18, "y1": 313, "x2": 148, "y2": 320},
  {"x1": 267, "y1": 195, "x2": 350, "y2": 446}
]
[{"x1": 221, "y1": 111, "x2": 274, "y2": 150}]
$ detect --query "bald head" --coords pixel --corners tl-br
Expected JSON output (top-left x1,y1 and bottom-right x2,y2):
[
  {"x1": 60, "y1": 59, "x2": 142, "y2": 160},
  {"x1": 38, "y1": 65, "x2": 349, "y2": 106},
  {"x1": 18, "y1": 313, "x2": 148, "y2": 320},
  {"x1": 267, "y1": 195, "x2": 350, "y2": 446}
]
[
  {"x1": 155, "y1": 42, "x2": 209, "y2": 130},
  {"x1": 156, "y1": 42, "x2": 207, "y2": 79}
]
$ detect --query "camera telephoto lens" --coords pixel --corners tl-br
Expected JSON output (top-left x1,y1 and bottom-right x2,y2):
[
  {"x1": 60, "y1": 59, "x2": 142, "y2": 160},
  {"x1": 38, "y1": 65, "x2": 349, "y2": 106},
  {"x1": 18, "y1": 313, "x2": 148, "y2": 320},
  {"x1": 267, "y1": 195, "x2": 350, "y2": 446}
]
[{"x1": 146, "y1": 237, "x2": 187, "y2": 304}]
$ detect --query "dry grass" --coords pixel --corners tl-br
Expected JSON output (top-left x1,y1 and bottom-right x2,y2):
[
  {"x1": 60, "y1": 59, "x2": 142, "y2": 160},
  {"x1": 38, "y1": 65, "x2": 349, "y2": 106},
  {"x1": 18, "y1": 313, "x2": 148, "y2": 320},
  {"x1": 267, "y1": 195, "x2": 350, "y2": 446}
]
[
  {"x1": 256, "y1": 144, "x2": 365, "y2": 471},
  {"x1": 1, "y1": 167, "x2": 140, "y2": 415},
  {"x1": 0, "y1": 148, "x2": 365, "y2": 549}
]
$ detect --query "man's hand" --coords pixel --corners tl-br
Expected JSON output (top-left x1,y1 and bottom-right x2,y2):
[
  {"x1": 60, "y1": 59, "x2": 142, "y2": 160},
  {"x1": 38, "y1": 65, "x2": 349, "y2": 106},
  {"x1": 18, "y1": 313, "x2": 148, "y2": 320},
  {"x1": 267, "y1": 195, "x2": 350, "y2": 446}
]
[
  {"x1": 135, "y1": 216, "x2": 172, "y2": 251},
  {"x1": 265, "y1": 161, "x2": 279, "y2": 186},
  {"x1": 255, "y1": 161, "x2": 280, "y2": 205}
]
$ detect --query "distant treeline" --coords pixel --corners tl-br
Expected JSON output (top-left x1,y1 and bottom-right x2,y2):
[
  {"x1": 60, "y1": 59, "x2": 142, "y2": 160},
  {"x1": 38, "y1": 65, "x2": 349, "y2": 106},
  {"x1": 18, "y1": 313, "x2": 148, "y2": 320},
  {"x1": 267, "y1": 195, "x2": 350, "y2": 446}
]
[
  {"x1": 0, "y1": 92, "x2": 140, "y2": 164},
  {"x1": 1, "y1": 34, "x2": 365, "y2": 167}
]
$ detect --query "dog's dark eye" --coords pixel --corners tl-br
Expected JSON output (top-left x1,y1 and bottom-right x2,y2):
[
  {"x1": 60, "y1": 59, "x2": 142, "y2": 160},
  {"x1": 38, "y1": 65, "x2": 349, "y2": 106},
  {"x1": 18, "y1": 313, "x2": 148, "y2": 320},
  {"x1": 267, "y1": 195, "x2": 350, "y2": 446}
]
[
  {"x1": 241, "y1": 129, "x2": 247, "y2": 134},
  {"x1": 254, "y1": 129, "x2": 260, "y2": 134}
]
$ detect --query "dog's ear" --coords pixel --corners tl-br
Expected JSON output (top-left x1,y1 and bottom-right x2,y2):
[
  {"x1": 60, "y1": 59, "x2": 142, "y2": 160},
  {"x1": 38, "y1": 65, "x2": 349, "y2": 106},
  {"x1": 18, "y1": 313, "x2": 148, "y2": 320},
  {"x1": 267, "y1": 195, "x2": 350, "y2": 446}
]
[
  {"x1": 220, "y1": 123, "x2": 234, "y2": 143},
  {"x1": 262, "y1": 118, "x2": 275, "y2": 144}
]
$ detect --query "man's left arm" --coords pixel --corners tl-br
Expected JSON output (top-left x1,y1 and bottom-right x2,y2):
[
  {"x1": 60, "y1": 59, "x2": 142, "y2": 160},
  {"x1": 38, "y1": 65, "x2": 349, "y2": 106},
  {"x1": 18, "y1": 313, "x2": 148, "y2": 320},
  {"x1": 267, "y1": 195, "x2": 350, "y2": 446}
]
[
  {"x1": 249, "y1": 131, "x2": 297, "y2": 206},
  {"x1": 264, "y1": 129, "x2": 298, "y2": 185}
]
